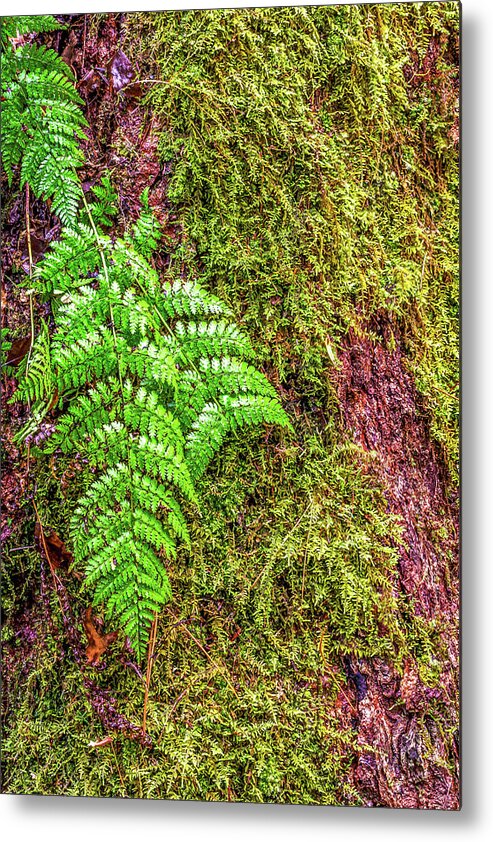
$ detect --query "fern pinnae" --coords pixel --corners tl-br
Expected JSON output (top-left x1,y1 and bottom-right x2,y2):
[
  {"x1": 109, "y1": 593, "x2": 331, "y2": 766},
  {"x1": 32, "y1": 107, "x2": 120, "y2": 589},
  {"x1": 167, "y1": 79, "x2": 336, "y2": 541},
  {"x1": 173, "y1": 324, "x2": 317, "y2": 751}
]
[
  {"x1": 35, "y1": 225, "x2": 103, "y2": 295},
  {"x1": 1, "y1": 16, "x2": 65, "y2": 46},
  {"x1": 15, "y1": 320, "x2": 53, "y2": 405},
  {"x1": 17, "y1": 189, "x2": 292, "y2": 659},
  {"x1": 2, "y1": 26, "x2": 87, "y2": 224}
]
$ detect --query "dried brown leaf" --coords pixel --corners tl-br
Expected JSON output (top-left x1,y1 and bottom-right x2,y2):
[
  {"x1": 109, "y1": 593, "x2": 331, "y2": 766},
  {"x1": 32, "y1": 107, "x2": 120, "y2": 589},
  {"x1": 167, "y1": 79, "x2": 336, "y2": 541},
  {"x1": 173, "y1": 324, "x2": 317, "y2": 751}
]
[
  {"x1": 83, "y1": 606, "x2": 118, "y2": 665},
  {"x1": 5, "y1": 336, "x2": 31, "y2": 366},
  {"x1": 35, "y1": 522, "x2": 74, "y2": 569},
  {"x1": 78, "y1": 69, "x2": 102, "y2": 98},
  {"x1": 121, "y1": 81, "x2": 143, "y2": 99}
]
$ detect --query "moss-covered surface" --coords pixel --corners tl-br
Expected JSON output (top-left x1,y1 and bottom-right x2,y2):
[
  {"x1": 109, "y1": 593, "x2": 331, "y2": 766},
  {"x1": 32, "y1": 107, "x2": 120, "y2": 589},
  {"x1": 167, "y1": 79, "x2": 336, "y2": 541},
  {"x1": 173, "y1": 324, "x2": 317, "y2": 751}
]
[
  {"x1": 2, "y1": 3, "x2": 459, "y2": 806},
  {"x1": 134, "y1": 1, "x2": 459, "y2": 478}
]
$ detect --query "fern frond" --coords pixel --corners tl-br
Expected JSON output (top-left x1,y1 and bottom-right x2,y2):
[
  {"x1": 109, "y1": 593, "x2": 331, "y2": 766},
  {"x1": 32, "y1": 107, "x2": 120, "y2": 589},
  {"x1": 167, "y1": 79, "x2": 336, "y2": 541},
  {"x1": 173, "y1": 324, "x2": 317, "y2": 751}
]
[
  {"x1": 1, "y1": 35, "x2": 86, "y2": 224},
  {"x1": 1, "y1": 16, "x2": 63, "y2": 48},
  {"x1": 84, "y1": 174, "x2": 119, "y2": 229},
  {"x1": 83, "y1": 525, "x2": 172, "y2": 661},
  {"x1": 74, "y1": 464, "x2": 190, "y2": 545},
  {"x1": 170, "y1": 319, "x2": 255, "y2": 363},
  {"x1": 7, "y1": 42, "x2": 72, "y2": 77},
  {"x1": 159, "y1": 278, "x2": 230, "y2": 319},
  {"x1": 33, "y1": 225, "x2": 103, "y2": 295},
  {"x1": 15, "y1": 321, "x2": 53, "y2": 404},
  {"x1": 128, "y1": 188, "x2": 162, "y2": 258},
  {"x1": 52, "y1": 329, "x2": 127, "y2": 391},
  {"x1": 185, "y1": 394, "x2": 293, "y2": 480},
  {"x1": 17, "y1": 198, "x2": 291, "y2": 659}
]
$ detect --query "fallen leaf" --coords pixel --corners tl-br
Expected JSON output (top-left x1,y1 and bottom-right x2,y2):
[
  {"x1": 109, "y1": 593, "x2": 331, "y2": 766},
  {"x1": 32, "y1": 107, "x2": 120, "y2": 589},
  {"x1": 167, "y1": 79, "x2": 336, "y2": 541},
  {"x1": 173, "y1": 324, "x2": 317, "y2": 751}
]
[
  {"x1": 121, "y1": 81, "x2": 143, "y2": 99},
  {"x1": 60, "y1": 28, "x2": 77, "y2": 68},
  {"x1": 61, "y1": 43, "x2": 75, "y2": 67},
  {"x1": 5, "y1": 335, "x2": 31, "y2": 366},
  {"x1": 78, "y1": 69, "x2": 102, "y2": 98},
  {"x1": 107, "y1": 50, "x2": 135, "y2": 94},
  {"x1": 35, "y1": 522, "x2": 74, "y2": 569},
  {"x1": 20, "y1": 231, "x2": 49, "y2": 273},
  {"x1": 83, "y1": 606, "x2": 118, "y2": 665}
]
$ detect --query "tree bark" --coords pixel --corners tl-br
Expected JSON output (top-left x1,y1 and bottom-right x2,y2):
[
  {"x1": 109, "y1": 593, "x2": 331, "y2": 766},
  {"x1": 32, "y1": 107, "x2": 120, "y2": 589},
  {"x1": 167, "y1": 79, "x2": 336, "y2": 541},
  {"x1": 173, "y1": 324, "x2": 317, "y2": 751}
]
[{"x1": 335, "y1": 315, "x2": 459, "y2": 810}]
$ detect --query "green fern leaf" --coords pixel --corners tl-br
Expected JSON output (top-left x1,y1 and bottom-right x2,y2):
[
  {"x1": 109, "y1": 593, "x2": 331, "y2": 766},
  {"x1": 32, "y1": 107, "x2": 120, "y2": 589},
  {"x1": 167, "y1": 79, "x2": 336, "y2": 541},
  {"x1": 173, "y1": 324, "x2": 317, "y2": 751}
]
[
  {"x1": 17, "y1": 198, "x2": 292, "y2": 660},
  {"x1": 1, "y1": 33, "x2": 86, "y2": 224}
]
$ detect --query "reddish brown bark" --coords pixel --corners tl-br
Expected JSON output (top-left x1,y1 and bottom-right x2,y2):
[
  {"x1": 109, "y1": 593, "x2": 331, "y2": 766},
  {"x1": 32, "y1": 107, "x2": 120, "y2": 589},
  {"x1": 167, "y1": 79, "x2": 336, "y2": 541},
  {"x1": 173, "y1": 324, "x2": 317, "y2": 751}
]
[
  {"x1": 335, "y1": 316, "x2": 459, "y2": 809},
  {"x1": 50, "y1": 14, "x2": 177, "y2": 235}
]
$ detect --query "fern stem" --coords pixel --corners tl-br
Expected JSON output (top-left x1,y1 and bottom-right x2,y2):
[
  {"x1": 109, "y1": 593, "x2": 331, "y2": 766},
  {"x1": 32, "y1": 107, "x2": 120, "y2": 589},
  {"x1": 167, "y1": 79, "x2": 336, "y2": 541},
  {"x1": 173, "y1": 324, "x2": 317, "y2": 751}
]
[
  {"x1": 82, "y1": 193, "x2": 152, "y2": 659},
  {"x1": 80, "y1": 192, "x2": 131, "y2": 463},
  {"x1": 142, "y1": 611, "x2": 158, "y2": 734},
  {"x1": 24, "y1": 184, "x2": 35, "y2": 375},
  {"x1": 81, "y1": 192, "x2": 127, "y2": 404}
]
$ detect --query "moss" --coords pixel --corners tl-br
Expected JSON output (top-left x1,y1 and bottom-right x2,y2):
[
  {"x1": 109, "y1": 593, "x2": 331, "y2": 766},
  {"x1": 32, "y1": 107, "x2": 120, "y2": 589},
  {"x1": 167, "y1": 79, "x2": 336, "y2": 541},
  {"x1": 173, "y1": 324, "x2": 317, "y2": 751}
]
[
  {"x1": 130, "y1": 1, "x2": 459, "y2": 478},
  {"x1": 3, "y1": 418, "x2": 440, "y2": 800}
]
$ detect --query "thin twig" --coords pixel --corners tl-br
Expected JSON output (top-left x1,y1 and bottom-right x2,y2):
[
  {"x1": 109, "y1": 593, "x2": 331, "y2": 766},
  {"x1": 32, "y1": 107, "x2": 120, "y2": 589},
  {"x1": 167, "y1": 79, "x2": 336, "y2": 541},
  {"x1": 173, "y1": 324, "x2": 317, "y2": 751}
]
[
  {"x1": 24, "y1": 184, "x2": 35, "y2": 370},
  {"x1": 7, "y1": 545, "x2": 36, "y2": 553},
  {"x1": 24, "y1": 184, "x2": 35, "y2": 470},
  {"x1": 32, "y1": 500, "x2": 65, "y2": 614},
  {"x1": 142, "y1": 612, "x2": 158, "y2": 733}
]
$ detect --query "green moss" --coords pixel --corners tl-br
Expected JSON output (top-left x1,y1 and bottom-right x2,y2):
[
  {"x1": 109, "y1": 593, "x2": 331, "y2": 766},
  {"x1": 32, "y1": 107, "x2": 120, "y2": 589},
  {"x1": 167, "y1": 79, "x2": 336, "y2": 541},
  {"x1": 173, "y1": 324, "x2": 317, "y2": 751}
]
[
  {"x1": 131, "y1": 1, "x2": 459, "y2": 478},
  {"x1": 3, "y1": 416, "x2": 442, "y2": 800}
]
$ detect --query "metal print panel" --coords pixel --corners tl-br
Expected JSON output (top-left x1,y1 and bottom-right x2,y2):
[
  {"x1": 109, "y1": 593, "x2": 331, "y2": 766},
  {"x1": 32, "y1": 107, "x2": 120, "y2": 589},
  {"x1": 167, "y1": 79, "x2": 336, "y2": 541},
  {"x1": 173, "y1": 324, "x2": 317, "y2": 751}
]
[{"x1": 1, "y1": 1, "x2": 460, "y2": 808}]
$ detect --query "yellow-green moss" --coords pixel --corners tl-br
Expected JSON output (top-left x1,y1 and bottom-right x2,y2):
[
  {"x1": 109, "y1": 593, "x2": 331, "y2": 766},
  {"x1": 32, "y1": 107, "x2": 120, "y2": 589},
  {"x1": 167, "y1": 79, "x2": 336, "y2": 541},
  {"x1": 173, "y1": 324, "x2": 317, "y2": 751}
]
[{"x1": 131, "y1": 1, "x2": 459, "y2": 478}]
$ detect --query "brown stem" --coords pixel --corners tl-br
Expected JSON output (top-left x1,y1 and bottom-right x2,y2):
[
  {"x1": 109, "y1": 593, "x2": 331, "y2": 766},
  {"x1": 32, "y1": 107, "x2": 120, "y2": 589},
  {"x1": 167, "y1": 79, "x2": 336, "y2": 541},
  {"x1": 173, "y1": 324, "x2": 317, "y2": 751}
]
[
  {"x1": 24, "y1": 184, "x2": 35, "y2": 470},
  {"x1": 32, "y1": 500, "x2": 66, "y2": 627},
  {"x1": 142, "y1": 612, "x2": 158, "y2": 734}
]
